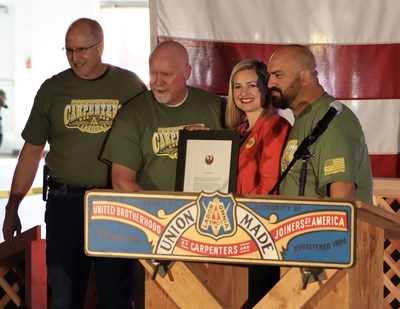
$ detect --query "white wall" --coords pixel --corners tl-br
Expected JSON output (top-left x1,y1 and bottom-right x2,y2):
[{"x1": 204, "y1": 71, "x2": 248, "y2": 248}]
[
  {"x1": 0, "y1": 0, "x2": 101, "y2": 154},
  {"x1": 0, "y1": 1, "x2": 16, "y2": 154},
  {"x1": 0, "y1": 1, "x2": 151, "y2": 155}
]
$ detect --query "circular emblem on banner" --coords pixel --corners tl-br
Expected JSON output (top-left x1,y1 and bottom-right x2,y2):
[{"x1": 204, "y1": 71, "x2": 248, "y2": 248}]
[
  {"x1": 205, "y1": 154, "x2": 214, "y2": 165},
  {"x1": 245, "y1": 138, "x2": 255, "y2": 148}
]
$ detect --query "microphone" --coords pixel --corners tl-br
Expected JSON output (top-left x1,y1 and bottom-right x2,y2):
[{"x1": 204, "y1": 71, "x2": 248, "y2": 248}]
[{"x1": 294, "y1": 101, "x2": 343, "y2": 159}]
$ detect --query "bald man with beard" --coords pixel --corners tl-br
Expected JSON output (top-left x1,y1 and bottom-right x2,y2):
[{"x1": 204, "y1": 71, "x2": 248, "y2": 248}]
[{"x1": 267, "y1": 44, "x2": 373, "y2": 203}]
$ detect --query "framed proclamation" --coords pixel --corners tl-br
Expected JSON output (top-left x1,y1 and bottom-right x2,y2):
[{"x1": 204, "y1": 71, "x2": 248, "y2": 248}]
[{"x1": 175, "y1": 129, "x2": 240, "y2": 193}]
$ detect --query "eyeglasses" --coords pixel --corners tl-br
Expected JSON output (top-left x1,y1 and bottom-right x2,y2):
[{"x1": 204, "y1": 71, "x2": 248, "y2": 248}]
[{"x1": 62, "y1": 40, "x2": 102, "y2": 56}]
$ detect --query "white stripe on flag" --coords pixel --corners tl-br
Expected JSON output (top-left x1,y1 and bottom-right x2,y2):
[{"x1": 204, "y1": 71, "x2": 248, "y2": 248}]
[{"x1": 156, "y1": 0, "x2": 400, "y2": 43}]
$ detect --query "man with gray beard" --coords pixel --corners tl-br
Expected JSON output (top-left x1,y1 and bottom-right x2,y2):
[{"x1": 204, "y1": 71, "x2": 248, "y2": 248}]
[{"x1": 102, "y1": 40, "x2": 225, "y2": 192}]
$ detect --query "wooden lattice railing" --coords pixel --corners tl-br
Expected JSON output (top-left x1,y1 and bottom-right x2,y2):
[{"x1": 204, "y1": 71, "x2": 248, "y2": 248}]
[
  {"x1": 0, "y1": 226, "x2": 47, "y2": 308},
  {"x1": 373, "y1": 178, "x2": 400, "y2": 309},
  {"x1": 0, "y1": 226, "x2": 98, "y2": 308}
]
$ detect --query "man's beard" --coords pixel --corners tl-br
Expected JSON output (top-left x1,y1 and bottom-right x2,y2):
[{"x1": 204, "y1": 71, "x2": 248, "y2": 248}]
[
  {"x1": 270, "y1": 76, "x2": 301, "y2": 110},
  {"x1": 151, "y1": 87, "x2": 171, "y2": 104},
  {"x1": 270, "y1": 87, "x2": 290, "y2": 109}
]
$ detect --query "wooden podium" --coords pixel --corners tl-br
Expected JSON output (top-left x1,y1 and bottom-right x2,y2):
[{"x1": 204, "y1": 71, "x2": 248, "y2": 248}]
[
  {"x1": 84, "y1": 189, "x2": 400, "y2": 308},
  {"x1": 139, "y1": 200, "x2": 399, "y2": 308}
]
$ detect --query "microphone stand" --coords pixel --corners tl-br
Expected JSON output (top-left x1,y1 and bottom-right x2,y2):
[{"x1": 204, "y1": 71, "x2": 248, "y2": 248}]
[
  {"x1": 269, "y1": 129, "x2": 318, "y2": 195},
  {"x1": 298, "y1": 150, "x2": 315, "y2": 196},
  {"x1": 268, "y1": 136, "x2": 325, "y2": 290},
  {"x1": 296, "y1": 151, "x2": 325, "y2": 290}
]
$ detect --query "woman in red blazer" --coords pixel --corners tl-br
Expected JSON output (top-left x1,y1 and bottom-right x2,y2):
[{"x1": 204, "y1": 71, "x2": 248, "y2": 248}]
[
  {"x1": 225, "y1": 59, "x2": 291, "y2": 307},
  {"x1": 226, "y1": 59, "x2": 291, "y2": 195}
]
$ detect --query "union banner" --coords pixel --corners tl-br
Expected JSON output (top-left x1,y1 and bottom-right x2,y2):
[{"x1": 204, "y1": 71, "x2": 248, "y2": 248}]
[{"x1": 85, "y1": 190, "x2": 355, "y2": 268}]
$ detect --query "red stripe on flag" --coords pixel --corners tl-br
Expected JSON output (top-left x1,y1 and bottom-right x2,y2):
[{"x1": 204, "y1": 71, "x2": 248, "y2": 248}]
[
  {"x1": 158, "y1": 37, "x2": 400, "y2": 178},
  {"x1": 159, "y1": 37, "x2": 400, "y2": 100},
  {"x1": 158, "y1": 38, "x2": 280, "y2": 95},
  {"x1": 370, "y1": 154, "x2": 400, "y2": 178}
]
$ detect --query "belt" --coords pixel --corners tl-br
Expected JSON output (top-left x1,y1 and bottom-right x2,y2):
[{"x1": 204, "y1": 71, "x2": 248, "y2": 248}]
[{"x1": 48, "y1": 182, "x2": 110, "y2": 193}]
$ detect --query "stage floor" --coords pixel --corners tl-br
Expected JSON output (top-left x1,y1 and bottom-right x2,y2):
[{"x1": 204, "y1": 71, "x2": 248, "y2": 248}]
[{"x1": 0, "y1": 155, "x2": 46, "y2": 242}]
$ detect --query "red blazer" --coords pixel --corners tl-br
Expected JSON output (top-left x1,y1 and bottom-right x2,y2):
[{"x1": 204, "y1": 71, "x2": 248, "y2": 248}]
[{"x1": 236, "y1": 114, "x2": 291, "y2": 195}]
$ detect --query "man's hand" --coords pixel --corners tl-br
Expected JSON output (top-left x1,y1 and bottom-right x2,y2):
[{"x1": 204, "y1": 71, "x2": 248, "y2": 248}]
[
  {"x1": 2, "y1": 208, "x2": 22, "y2": 243},
  {"x1": 184, "y1": 124, "x2": 209, "y2": 131},
  {"x1": 1, "y1": 142, "x2": 44, "y2": 244}
]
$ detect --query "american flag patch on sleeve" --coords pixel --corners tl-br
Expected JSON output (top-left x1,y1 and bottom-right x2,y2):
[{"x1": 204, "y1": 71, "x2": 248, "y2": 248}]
[{"x1": 324, "y1": 158, "x2": 345, "y2": 176}]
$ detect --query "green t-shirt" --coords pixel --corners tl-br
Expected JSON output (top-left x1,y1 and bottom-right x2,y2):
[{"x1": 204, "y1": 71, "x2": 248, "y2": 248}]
[
  {"x1": 280, "y1": 94, "x2": 373, "y2": 204},
  {"x1": 22, "y1": 66, "x2": 147, "y2": 186},
  {"x1": 101, "y1": 86, "x2": 224, "y2": 191}
]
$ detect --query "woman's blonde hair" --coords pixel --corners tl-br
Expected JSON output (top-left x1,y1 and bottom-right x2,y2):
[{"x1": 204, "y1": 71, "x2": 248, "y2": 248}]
[{"x1": 225, "y1": 59, "x2": 274, "y2": 128}]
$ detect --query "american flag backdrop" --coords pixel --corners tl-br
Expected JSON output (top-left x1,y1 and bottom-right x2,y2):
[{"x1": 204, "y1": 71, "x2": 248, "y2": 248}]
[{"x1": 151, "y1": 0, "x2": 400, "y2": 178}]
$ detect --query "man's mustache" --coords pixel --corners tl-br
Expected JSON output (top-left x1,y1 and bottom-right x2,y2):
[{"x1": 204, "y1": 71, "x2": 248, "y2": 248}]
[{"x1": 269, "y1": 87, "x2": 282, "y2": 95}]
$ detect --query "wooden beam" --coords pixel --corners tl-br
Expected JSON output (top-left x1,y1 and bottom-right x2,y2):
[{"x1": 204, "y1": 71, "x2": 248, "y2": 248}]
[
  {"x1": 26, "y1": 239, "x2": 47, "y2": 309},
  {"x1": 254, "y1": 267, "x2": 341, "y2": 308},
  {"x1": 142, "y1": 260, "x2": 223, "y2": 309},
  {"x1": 0, "y1": 226, "x2": 41, "y2": 265},
  {"x1": 0, "y1": 267, "x2": 23, "y2": 306},
  {"x1": 373, "y1": 178, "x2": 400, "y2": 198}
]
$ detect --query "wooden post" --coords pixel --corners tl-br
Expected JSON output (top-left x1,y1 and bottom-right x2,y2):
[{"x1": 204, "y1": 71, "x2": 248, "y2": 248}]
[{"x1": 26, "y1": 239, "x2": 47, "y2": 308}]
